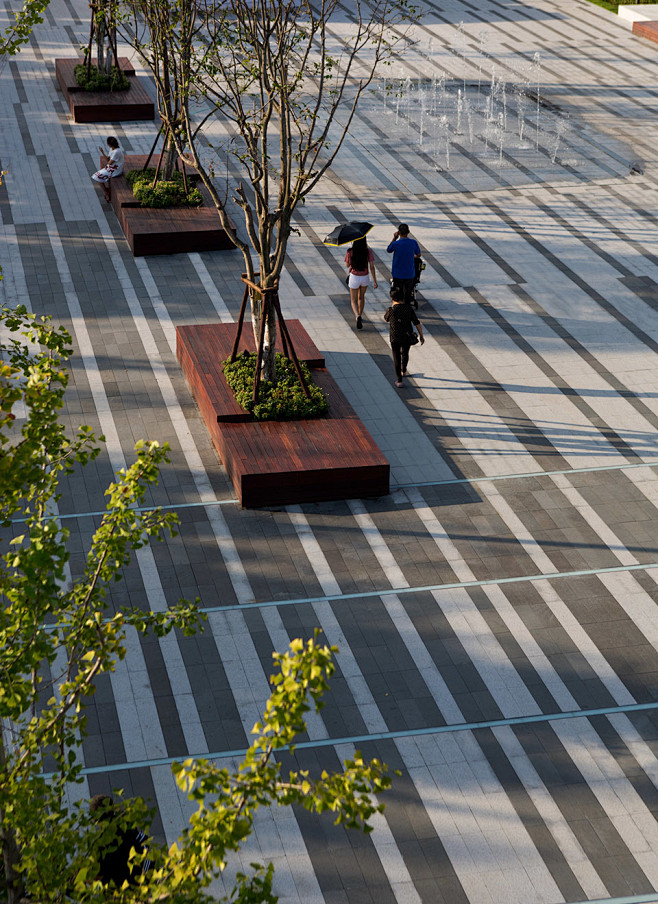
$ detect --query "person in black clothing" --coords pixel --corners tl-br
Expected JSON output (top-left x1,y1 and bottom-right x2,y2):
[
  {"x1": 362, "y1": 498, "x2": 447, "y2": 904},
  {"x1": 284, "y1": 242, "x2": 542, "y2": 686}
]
[
  {"x1": 89, "y1": 794, "x2": 150, "y2": 889},
  {"x1": 384, "y1": 286, "x2": 424, "y2": 387}
]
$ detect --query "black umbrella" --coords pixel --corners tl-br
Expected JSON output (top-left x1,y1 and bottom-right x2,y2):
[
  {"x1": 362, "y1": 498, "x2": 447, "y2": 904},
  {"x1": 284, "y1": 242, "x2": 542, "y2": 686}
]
[{"x1": 323, "y1": 221, "x2": 374, "y2": 247}]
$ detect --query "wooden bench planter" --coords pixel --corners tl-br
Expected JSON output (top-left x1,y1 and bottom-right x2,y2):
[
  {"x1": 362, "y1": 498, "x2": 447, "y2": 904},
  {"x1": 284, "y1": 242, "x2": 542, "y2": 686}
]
[
  {"x1": 176, "y1": 321, "x2": 390, "y2": 507},
  {"x1": 55, "y1": 58, "x2": 154, "y2": 123},
  {"x1": 633, "y1": 20, "x2": 658, "y2": 44},
  {"x1": 106, "y1": 155, "x2": 235, "y2": 256}
]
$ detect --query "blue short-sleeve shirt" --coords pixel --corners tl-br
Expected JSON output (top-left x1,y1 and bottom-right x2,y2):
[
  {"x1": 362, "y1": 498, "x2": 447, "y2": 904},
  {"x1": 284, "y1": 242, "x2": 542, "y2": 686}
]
[{"x1": 386, "y1": 236, "x2": 421, "y2": 279}]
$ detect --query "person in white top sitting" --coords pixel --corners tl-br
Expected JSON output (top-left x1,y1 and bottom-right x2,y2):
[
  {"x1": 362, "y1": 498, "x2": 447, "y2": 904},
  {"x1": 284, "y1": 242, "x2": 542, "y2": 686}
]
[{"x1": 92, "y1": 136, "x2": 125, "y2": 203}]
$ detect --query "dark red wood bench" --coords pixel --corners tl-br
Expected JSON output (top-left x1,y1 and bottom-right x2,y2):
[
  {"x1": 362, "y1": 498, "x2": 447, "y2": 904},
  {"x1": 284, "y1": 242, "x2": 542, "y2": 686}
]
[
  {"x1": 176, "y1": 321, "x2": 389, "y2": 507},
  {"x1": 55, "y1": 58, "x2": 154, "y2": 123},
  {"x1": 107, "y1": 155, "x2": 235, "y2": 256}
]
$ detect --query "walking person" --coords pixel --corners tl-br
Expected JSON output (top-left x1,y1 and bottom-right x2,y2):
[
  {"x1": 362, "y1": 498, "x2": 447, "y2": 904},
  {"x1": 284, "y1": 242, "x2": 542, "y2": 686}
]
[
  {"x1": 384, "y1": 285, "x2": 424, "y2": 388},
  {"x1": 345, "y1": 236, "x2": 377, "y2": 329},
  {"x1": 92, "y1": 136, "x2": 124, "y2": 203},
  {"x1": 88, "y1": 794, "x2": 151, "y2": 888},
  {"x1": 386, "y1": 223, "x2": 422, "y2": 307}
]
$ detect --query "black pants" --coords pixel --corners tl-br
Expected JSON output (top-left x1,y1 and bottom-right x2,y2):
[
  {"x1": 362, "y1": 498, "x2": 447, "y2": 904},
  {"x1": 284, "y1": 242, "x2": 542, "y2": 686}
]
[
  {"x1": 391, "y1": 342, "x2": 410, "y2": 381},
  {"x1": 392, "y1": 276, "x2": 415, "y2": 305}
]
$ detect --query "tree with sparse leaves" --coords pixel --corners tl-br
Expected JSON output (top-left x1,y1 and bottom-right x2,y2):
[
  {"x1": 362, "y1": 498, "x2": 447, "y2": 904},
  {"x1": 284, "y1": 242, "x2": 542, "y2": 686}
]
[
  {"x1": 0, "y1": 306, "x2": 392, "y2": 903},
  {"x1": 121, "y1": 0, "x2": 418, "y2": 380}
]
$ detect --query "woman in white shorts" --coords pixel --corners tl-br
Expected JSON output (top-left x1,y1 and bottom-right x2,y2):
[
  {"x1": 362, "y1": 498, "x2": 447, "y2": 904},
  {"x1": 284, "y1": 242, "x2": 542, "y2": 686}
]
[{"x1": 345, "y1": 237, "x2": 378, "y2": 330}]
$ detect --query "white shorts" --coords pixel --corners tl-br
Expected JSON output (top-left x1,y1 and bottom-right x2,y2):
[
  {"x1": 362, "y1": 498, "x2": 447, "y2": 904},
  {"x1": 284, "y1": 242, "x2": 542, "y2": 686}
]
[{"x1": 348, "y1": 273, "x2": 370, "y2": 289}]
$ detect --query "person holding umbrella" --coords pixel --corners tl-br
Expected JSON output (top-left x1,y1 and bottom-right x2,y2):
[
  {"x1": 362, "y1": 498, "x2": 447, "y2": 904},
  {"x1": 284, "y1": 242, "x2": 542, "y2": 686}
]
[{"x1": 324, "y1": 221, "x2": 378, "y2": 330}]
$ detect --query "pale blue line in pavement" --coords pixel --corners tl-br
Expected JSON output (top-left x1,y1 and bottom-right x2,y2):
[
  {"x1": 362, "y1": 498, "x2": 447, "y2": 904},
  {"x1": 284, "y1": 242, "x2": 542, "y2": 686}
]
[
  {"x1": 200, "y1": 560, "x2": 658, "y2": 615},
  {"x1": 77, "y1": 699, "x2": 658, "y2": 776},
  {"x1": 393, "y1": 459, "x2": 658, "y2": 490},
  {"x1": 9, "y1": 460, "x2": 658, "y2": 524},
  {"x1": 571, "y1": 896, "x2": 658, "y2": 904}
]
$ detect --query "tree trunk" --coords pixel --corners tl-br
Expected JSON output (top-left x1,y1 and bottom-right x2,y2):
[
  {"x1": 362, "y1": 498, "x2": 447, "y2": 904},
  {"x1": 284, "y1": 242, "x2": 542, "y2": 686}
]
[
  {"x1": 161, "y1": 135, "x2": 177, "y2": 181},
  {"x1": 96, "y1": 19, "x2": 105, "y2": 70},
  {"x1": 0, "y1": 741, "x2": 26, "y2": 904},
  {"x1": 250, "y1": 290, "x2": 277, "y2": 383}
]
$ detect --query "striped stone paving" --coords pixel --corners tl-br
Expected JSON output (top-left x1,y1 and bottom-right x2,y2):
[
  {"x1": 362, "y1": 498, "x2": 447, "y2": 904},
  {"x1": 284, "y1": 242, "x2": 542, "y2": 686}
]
[{"x1": 2, "y1": 0, "x2": 658, "y2": 901}]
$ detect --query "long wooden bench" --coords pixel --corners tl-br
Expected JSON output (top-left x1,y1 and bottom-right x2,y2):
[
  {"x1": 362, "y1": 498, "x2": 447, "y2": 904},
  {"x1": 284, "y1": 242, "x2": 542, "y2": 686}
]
[
  {"x1": 176, "y1": 321, "x2": 389, "y2": 507},
  {"x1": 55, "y1": 58, "x2": 154, "y2": 123}
]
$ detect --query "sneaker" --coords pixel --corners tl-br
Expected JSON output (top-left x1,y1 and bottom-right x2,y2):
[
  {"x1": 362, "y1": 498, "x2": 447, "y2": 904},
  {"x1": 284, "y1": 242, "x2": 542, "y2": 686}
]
[
  {"x1": 395, "y1": 380, "x2": 403, "y2": 388},
  {"x1": 356, "y1": 316, "x2": 363, "y2": 330}
]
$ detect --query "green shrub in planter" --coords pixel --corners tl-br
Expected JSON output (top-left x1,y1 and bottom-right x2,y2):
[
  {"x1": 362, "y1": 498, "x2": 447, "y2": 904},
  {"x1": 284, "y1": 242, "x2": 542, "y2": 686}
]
[
  {"x1": 125, "y1": 167, "x2": 202, "y2": 209},
  {"x1": 74, "y1": 63, "x2": 130, "y2": 92},
  {"x1": 223, "y1": 351, "x2": 329, "y2": 421}
]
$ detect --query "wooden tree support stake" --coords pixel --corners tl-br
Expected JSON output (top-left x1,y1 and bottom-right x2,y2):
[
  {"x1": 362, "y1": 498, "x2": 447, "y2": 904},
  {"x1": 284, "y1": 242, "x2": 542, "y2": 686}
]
[{"x1": 232, "y1": 274, "x2": 310, "y2": 405}]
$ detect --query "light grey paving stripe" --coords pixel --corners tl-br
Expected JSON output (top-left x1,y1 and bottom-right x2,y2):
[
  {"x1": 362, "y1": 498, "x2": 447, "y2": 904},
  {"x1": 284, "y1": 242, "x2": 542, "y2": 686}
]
[
  {"x1": 198, "y1": 561, "x2": 658, "y2": 614},
  {"x1": 72, "y1": 699, "x2": 658, "y2": 776},
  {"x1": 464, "y1": 284, "x2": 643, "y2": 463},
  {"x1": 13, "y1": 461, "x2": 658, "y2": 524},
  {"x1": 480, "y1": 196, "x2": 658, "y2": 354}
]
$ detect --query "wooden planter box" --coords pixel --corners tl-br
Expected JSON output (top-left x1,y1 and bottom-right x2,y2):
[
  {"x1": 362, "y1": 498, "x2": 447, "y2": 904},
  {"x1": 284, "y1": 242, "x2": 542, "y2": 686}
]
[
  {"x1": 55, "y1": 58, "x2": 154, "y2": 123},
  {"x1": 633, "y1": 21, "x2": 658, "y2": 44},
  {"x1": 176, "y1": 321, "x2": 390, "y2": 507},
  {"x1": 106, "y1": 155, "x2": 235, "y2": 256}
]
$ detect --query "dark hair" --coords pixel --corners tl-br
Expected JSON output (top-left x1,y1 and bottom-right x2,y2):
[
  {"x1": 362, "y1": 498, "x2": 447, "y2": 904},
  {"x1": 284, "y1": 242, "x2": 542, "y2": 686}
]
[
  {"x1": 390, "y1": 286, "x2": 403, "y2": 302},
  {"x1": 90, "y1": 795, "x2": 115, "y2": 816},
  {"x1": 106, "y1": 136, "x2": 119, "y2": 149},
  {"x1": 397, "y1": 223, "x2": 410, "y2": 236},
  {"x1": 349, "y1": 237, "x2": 369, "y2": 271}
]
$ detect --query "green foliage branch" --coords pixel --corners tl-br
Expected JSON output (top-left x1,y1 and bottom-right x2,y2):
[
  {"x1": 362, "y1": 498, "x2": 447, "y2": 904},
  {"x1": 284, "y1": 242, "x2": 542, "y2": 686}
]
[
  {"x1": 0, "y1": 305, "x2": 201, "y2": 903},
  {"x1": 0, "y1": 307, "x2": 390, "y2": 903},
  {"x1": 0, "y1": 0, "x2": 51, "y2": 59},
  {"x1": 223, "y1": 352, "x2": 329, "y2": 420}
]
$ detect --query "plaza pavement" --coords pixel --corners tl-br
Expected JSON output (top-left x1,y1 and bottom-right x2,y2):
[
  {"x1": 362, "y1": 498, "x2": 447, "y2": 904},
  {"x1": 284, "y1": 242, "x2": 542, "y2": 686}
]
[{"x1": 3, "y1": 0, "x2": 658, "y2": 901}]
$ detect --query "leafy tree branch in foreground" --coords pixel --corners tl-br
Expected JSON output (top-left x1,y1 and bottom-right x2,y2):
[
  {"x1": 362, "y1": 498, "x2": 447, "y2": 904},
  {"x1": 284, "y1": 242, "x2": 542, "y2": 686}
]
[{"x1": 0, "y1": 306, "x2": 391, "y2": 903}]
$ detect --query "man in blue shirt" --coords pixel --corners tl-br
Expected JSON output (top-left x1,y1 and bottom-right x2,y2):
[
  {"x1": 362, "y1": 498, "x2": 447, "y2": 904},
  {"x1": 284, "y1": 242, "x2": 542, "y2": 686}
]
[{"x1": 386, "y1": 223, "x2": 422, "y2": 307}]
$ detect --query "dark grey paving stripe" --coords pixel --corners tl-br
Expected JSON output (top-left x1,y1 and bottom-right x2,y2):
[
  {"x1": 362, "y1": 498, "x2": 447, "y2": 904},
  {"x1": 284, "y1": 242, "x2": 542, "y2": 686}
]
[
  {"x1": 277, "y1": 605, "x2": 375, "y2": 741},
  {"x1": 622, "y1": 276, "x2": 658, "y2": 316},
  {"x1": 432, "y1": 201, "x2": 526, "y2": 283},
  {"x1": 366, "y1": 738, "x2": 471, "y2": 904},
  {"x1": 508, "y1": 282, "x2": 658, "y2": 442},
  {"x1": 9, "y1": 61, "x2": 27, "y2": 104},
  {"x1": 0, "y1": 160, "x2": 13, "y2": 226},
  {"x1": 523, "y1": 193, "x2": 635, "y2": 278},
  {"x1": 285, "y1": 745, "x2": 398, "y2": 904},
  {"x1": 62, "y1": 0, "x2": 82, "y2": 28},
  {"x1": 563, "y1": 191, "x2": 658, "y2": 272},
  {"x1": 465, "y1": 284, "x2": 642, "y2": 462},
  {"x1": 605, "y1": 184, "x2": 658, "y2": 231},
  {"x1": 475, "y1": 726, "x2": 588, "y2": 902},
  {"x1": 510, "y1": 721, "x2": 655, "y2": 899},
  {"x1": 589, "y1": 713, "x2": 658, "y2": 820},
  {"x1": 13, "y1": 103, "x2": 35, "y2": 156},
  {"x1": 479, "y1": 197, "x2": 658, "y2": 355},
  {"x1": 37, "y1": 153, "x2": 65, "y2": 221},
  {"x1": 332, "y1": 594, "x2": 462, "y2": 728}
]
